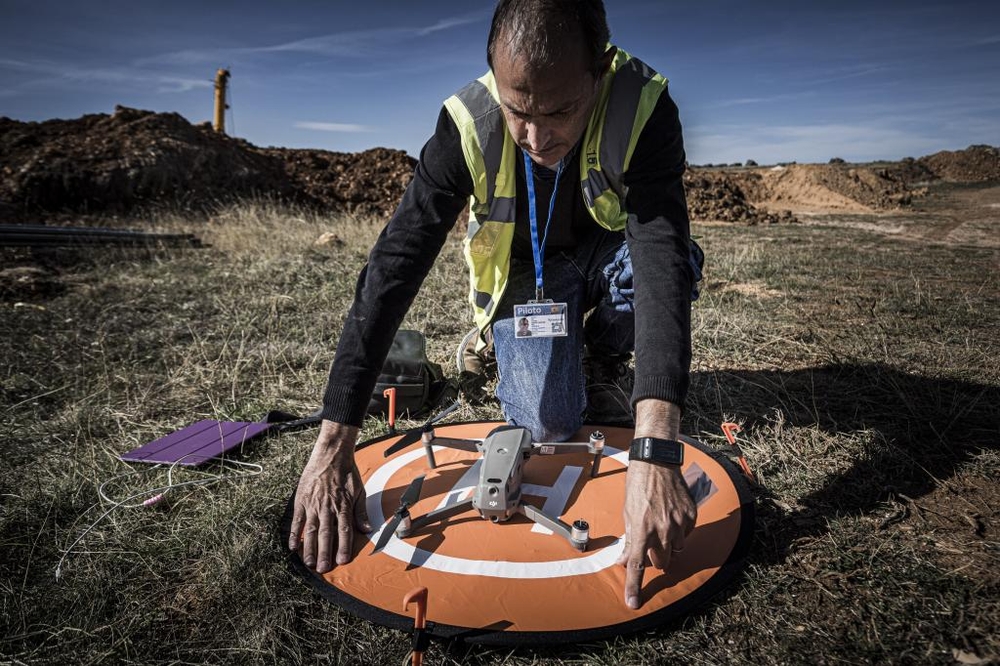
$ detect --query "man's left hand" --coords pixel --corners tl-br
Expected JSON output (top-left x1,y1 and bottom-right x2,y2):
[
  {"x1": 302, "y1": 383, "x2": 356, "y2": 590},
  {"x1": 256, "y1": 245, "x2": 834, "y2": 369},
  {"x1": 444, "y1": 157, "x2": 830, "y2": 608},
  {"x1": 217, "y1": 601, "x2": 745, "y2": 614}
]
[{"x1": 615, "y1": 459, "x2": 697, "y2": 610}]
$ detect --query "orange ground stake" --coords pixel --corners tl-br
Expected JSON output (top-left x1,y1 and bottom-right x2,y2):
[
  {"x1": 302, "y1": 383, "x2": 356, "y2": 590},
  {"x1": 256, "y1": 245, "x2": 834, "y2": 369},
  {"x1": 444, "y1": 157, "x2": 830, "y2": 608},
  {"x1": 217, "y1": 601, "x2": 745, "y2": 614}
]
[
  {"x1": 721, "y1": 422, "x2": 755, "y2": 482},
  {"x1": 384, "y1": 387, "x2": 397, "y2": 434},
  {"x1": 403, "y1": 587, "x2": 429, "y2": 666}
]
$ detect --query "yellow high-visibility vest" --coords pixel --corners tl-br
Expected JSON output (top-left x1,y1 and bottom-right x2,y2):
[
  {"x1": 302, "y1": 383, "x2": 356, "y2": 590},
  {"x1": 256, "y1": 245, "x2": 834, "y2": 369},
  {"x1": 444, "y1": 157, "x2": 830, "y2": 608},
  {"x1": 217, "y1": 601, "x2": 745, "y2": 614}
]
[{"x1": 444, "y1": 47, "x2": 667, "y2": 330}]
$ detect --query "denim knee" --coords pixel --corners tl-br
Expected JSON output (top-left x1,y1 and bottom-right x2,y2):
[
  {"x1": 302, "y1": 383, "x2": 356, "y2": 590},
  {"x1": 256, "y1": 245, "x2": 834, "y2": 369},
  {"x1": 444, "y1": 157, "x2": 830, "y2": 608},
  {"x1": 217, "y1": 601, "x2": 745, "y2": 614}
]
[{"x1": 507, "y1": 404, "x2": 583, "y2": 443}]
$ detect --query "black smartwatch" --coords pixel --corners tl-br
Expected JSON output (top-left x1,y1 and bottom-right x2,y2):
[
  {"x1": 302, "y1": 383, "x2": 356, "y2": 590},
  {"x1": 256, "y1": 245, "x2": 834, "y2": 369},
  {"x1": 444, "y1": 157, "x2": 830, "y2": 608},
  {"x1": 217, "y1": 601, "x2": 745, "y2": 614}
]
[{"x1": 628, "y1": 437, "x2": 684, "y2": 467}]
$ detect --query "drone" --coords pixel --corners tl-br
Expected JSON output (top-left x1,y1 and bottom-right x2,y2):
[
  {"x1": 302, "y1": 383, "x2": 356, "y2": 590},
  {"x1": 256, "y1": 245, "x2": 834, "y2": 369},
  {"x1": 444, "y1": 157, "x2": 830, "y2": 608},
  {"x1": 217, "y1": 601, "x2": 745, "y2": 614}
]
[{"x1": 372, "y1": 411, "x2": 606, "y2": 555}]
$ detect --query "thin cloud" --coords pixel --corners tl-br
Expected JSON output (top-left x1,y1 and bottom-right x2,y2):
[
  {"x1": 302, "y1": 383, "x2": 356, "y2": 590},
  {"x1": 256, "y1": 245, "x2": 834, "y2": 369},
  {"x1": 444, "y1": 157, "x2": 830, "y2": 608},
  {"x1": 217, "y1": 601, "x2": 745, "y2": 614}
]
[
  {"x1": 64, "y1": 67, "x2": 211, "y2": 92},
  {"x1": 255, "y1": 27, "x2": 411, "y2": 57},
  {"x1": 338, "y1": 52, "x2": 477, "y2": 80},
  {"x1": 807, "y1": 65, "x2": 894, "y2": 86},
  {"x1": 754, "y1": 64, "x2": 894, "y2": 89},
  {"x1": 156, "y1": 76, "x2": 213, "y2": 93},
  {"x1": 0, "y1": 57, "x2": 41, "y2": 72},
  {"x1": 142, "y1": 12, "x2": 487, "y2": 66},
  {"x1": 138, "y1": 28, "x2": 394, "y2": 65},
  {"x1": 686, "y1": 121, "x2": 947, "y2": 164},
  {"x1": 845, "y1": 95, "x2": 999, "y2": 119},
  {"x1": 295, "y1": 121, "x2": 374, "y2": 133},
  {"x1": 416, "y1": 14, "x2": 484, "y2": 36},
  {"x1": 709, "y1": 91, "x2": 817, "y2": 109},
  {"x1": 0, "y1": 57, "x2": 210, "y2": 94}
]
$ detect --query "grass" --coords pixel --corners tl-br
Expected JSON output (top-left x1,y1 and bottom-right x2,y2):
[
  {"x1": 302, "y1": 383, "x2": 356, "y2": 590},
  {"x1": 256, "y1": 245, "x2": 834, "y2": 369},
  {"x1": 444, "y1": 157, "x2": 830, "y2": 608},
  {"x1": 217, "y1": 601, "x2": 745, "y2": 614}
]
[{"x1": 2, "y1": 186, "x2": 998, "y2": 665}]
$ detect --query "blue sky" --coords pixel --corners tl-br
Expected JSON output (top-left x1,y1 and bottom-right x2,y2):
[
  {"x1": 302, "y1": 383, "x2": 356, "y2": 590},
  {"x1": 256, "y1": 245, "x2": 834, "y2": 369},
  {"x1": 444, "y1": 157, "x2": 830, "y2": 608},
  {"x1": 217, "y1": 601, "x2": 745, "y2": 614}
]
[{"x1": 1, "y1": 1, "x2": 997, "y2": 165}]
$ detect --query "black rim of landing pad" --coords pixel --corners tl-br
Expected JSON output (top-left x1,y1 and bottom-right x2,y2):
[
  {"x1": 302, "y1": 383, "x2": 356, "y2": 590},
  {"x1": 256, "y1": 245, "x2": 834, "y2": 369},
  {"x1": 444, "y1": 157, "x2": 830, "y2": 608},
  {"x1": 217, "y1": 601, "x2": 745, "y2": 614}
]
[{"x1": 281, "y1": 421, "x2": 756, "y2": 646}]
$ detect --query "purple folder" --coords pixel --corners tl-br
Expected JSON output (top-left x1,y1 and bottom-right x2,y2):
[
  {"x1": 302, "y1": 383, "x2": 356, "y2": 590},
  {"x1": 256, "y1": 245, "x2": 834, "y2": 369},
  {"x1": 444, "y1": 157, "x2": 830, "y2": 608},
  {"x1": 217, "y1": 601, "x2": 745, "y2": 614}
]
[{"x1": 120, "y1": 419, "x2": 273, "y2": 466}]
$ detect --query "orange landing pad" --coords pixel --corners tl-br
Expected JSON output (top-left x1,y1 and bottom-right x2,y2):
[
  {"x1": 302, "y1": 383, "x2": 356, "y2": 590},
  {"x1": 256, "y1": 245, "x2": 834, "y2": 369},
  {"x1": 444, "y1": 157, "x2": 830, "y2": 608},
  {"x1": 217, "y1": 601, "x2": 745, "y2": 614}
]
[{"x1": 283, "y1": 422, "x2": 754, "y2": 645}]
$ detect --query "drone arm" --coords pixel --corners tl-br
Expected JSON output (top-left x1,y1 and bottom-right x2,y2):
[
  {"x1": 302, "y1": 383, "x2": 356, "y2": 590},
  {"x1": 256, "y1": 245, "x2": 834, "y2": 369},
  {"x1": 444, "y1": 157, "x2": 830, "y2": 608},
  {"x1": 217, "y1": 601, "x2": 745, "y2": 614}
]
[
  {"x1": 428, "y1": 437, "x2": 481, "y2": 454},
  {"x1": 519, "y1": 503, "x2": 566, "y2": 533},
  {"x1": 399, "y1": 498, "x2": 475, "y2": 537},
  {"x1": 532, "y1": 431, "x2": 605, "y2": 478},
  {"x1": 533, "y1": 431, "x2": 605, "y2": 456},
  {"x1": 417, "y1": 434, "x2": 478, "y2": 469},
  {"x1": 532, "y1": 442, "x2": 592, "y2": 455},
  {"x1": 519, "y1": 504, "x2": 589, "y2": 551}
]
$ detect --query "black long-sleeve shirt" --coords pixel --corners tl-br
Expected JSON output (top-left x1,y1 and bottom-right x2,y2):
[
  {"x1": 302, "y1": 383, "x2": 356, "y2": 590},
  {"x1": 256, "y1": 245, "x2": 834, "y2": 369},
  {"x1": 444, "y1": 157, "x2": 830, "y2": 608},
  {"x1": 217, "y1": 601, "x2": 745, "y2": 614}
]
[{"x1": 321, "y1": 88, "x2": 693, "y2": 427}]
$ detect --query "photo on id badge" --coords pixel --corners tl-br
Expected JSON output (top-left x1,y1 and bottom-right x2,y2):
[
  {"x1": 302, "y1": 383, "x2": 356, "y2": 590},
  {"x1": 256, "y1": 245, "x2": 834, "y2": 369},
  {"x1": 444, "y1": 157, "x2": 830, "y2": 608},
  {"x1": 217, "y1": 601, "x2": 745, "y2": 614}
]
[{"x1": 514, "y1": 302, "x2": 568, "y2": 338}]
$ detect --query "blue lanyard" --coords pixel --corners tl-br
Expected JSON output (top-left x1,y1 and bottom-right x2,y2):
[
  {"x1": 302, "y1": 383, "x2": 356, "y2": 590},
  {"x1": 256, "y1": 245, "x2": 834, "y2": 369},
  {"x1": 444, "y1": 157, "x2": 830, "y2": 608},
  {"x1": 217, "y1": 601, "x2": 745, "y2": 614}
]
[{"x1": 523, "y1": 150, "x2": 563, "y2": 301}]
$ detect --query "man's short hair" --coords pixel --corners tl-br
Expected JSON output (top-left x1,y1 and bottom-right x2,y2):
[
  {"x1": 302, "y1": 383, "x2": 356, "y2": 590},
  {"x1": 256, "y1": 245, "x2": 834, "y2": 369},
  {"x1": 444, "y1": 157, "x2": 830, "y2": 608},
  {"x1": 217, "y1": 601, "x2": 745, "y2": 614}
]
[{"x1": 487, "y1": 0, "x2": 610, "y2": 76}]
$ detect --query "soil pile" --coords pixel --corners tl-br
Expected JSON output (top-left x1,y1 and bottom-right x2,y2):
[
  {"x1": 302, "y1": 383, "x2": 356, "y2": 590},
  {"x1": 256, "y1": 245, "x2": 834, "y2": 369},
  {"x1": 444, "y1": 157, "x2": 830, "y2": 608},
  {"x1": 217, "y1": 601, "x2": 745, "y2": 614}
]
[
  {"x1": 683, "y1": 171, "x2": 796, "y2": 224},
  {"x1": 683, "y1": 160, "x2": 928, "y2": 222},
  {"x1": 918, "y1": 145, "x2": 1000, "y2": 183},
  {"x1": 683, "y1": 144, "x2": 999, "y2": 223},
  {"x1": 882, "y1": 157, "x2": 938, "y2": 185},
  {"x1": 776, "y1": 164, "x2": 916, "y2": 209},
  {"x1": 0, "y1": 106, "x2": 415, "y2": 221},
  {"x1": 744, "y1": 164, "x2": 914, "y2": 213},
  {"x1": 681, "y1": 160, "x2": 915, "y2": 223},
  {"x1": 0, "y1": 107, "x2": 293, "y2": 220},
  {"x1": 258, "y1": 146, "x2": 415, "y2": 218}
]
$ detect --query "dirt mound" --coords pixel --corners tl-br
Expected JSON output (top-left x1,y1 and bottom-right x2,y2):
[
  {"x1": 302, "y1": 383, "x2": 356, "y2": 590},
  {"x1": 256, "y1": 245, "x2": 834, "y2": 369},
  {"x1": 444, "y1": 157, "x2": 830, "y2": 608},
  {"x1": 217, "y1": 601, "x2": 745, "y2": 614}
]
[
  {"x1": 683, "y1": 171, "x2": 796, "y2": 224},
  {"x1": 259, "y1": 146, "x2": 415, "y2": 218},
  {"x1": 918, "y1": 145, "x2": 1000, "y2": 183},
  {"x1": 882, "y1": 157, "x2": 938, "y2": 185},
  {"x1": 0, "y1": 106, "x2": 415, "y2": 221},
  {"x1": 747, "y1": 164, "x2": 915, "y2": 213},
  {"x1": 0, "y1": 107, "x2": 294, "y2": 219},
  {"x1": 684, "y1": 160, "x2": 927, "y2": 221},
  {"x1": 686, "y1": 145, "x2": 998, "y2": 222}
]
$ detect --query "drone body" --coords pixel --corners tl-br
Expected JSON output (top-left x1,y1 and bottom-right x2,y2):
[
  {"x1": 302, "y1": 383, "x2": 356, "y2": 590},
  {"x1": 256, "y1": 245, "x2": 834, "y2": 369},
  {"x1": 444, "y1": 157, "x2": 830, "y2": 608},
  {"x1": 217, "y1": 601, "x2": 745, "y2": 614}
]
[
  {"x1": 374, "y1": 423, "x2": 605, "y2": 554},
  {"x1": 472, "y1": 426, "x2": 532, "y2": 522}
]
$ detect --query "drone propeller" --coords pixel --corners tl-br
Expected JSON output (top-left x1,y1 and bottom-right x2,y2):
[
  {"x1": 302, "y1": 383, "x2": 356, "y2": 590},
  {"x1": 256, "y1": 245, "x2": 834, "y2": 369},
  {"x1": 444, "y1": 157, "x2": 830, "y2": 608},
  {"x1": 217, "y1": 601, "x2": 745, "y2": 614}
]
[
  {"x1": 383, "y1": 400, "x2": 461, "y2": 457},
  {"x1": 372, "y1": 475, "x2": 425, "y2": 554}
]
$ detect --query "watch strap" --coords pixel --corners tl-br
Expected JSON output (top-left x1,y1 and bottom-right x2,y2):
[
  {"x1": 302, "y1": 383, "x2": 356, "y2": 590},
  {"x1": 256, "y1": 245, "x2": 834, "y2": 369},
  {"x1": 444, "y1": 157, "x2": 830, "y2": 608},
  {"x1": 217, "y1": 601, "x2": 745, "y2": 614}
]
[{"x1": 629, "y1": 437, "x2": 684, "y2": 467}]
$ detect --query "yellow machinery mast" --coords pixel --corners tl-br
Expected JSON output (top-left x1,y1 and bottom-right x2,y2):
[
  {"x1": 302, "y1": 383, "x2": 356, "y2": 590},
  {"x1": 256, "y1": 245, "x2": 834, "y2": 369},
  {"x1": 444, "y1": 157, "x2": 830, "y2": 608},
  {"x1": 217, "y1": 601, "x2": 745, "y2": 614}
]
[{"x1": 213, "y1": 68, "x2": 230, "y2": 133}]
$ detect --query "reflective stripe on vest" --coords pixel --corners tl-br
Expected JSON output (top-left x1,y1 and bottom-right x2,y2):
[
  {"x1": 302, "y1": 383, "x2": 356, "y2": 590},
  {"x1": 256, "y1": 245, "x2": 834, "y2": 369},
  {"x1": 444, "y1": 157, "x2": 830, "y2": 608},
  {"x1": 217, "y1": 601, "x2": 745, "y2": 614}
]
[{"x1": 444, "y1": 47, "x2": 667, "y2": 329}]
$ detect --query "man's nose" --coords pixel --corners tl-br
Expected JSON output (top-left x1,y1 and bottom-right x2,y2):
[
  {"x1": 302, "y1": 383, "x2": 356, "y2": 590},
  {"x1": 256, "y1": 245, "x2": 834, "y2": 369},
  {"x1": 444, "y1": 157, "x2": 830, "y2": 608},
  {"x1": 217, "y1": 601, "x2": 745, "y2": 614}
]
[{"x1": 524, "y1": 120, "x2": 551, "y2": 151}]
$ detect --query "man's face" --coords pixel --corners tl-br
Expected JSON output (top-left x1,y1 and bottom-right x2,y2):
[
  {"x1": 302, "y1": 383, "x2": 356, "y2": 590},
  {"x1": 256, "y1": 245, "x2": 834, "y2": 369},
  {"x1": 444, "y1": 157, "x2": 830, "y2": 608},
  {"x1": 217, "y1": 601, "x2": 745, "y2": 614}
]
[{"x1": 492, "y1": 40, "x2": 607, "y2": 169}]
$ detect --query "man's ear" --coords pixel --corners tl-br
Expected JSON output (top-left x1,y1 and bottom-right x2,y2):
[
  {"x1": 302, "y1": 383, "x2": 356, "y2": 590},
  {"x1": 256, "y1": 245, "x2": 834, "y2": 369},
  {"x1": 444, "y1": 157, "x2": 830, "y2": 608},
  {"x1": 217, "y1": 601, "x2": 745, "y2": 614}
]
[{"x1": 597, "y1": 45, "x2": 617, "y2": 78}]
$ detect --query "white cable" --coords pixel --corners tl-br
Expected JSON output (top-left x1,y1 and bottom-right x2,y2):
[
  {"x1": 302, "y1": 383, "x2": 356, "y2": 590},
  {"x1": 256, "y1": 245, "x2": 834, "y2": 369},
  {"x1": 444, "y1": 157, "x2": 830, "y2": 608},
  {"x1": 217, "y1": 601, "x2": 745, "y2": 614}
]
[
  {"x1": 97, "y1": 458, "x2": 262, "y2": 507},
  {"x1": 55, "y1": 458, "x2": 263, "y2": 580}
]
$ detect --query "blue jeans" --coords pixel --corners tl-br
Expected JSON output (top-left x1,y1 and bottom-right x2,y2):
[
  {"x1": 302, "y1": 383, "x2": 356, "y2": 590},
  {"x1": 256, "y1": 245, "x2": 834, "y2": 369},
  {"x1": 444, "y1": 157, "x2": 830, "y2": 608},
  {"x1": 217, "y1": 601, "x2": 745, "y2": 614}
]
[{"x1": 492, "y1": 229, "x2": 635, "y2": 442}]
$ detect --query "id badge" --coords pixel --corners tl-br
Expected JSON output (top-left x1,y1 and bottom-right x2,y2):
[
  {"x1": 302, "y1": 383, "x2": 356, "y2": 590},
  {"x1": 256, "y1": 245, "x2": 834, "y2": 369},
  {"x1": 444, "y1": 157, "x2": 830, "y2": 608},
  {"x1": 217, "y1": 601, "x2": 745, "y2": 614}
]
[{"x1": 514, "y1": 300, "x2": 568, "y2": 338}]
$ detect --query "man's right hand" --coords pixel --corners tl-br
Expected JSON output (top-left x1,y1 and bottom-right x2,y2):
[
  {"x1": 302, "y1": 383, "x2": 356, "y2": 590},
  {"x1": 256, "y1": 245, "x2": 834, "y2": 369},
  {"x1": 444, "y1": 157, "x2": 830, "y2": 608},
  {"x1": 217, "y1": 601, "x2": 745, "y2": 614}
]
[{"x1": 288, "y1": 420, "x2": 371, "y2": 572}]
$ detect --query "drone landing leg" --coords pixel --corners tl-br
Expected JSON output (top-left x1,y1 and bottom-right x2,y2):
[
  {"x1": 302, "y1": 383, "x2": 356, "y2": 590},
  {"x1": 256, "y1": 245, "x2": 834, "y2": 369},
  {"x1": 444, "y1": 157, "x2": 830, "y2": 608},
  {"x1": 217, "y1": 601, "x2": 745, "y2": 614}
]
[
  {"x1": 519, "y1": 504, "x2": 589, "y2": 551},
  {"x1": 398, "y1": 498, "x2": 474, "y2": 538},
  {"x1": 420, "y1": 431, "x2": 438, "y2": 469}
]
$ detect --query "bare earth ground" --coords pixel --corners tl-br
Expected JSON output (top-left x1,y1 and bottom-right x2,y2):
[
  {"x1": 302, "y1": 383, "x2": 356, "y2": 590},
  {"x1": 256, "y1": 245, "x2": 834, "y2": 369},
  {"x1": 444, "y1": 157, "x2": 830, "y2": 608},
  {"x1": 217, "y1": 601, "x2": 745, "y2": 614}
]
[{"x1": 1, "y1": 181, "x2": 998, "y2": 665}]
